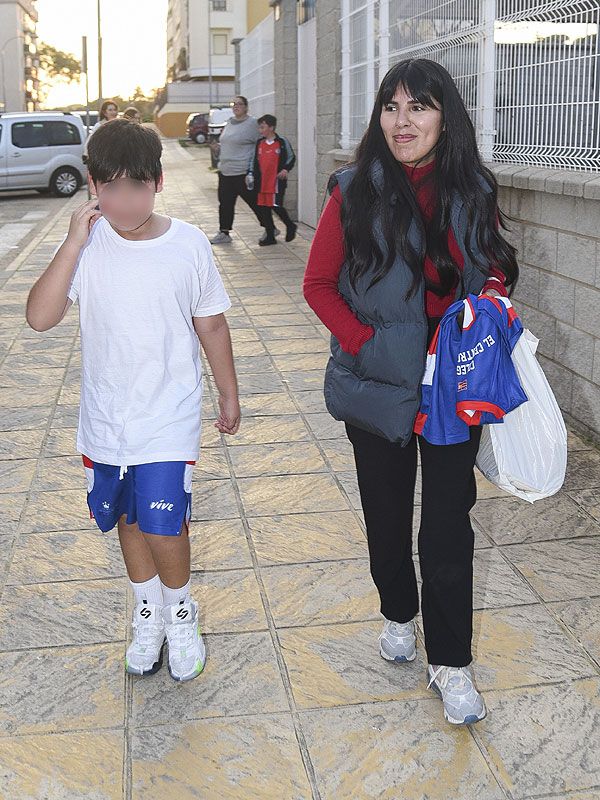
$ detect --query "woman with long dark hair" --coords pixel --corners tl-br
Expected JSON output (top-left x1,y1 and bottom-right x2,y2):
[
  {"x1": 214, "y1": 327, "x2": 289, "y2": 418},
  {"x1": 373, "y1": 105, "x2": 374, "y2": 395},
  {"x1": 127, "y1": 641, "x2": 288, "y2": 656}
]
[
  {"x1": 304, "y1": 58, "x2": 518, "y2": 726},
  {"x1": 90, "y1": 100, "x2": 119, "y2": 133},
  {"x1": 85, "y1": 100, "x2": 119, "y2": 156}
]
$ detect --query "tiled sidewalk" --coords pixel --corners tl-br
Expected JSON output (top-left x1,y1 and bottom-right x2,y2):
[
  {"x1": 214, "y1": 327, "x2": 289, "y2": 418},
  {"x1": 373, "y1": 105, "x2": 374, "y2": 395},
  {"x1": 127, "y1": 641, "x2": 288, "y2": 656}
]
[{"x1": 0, "y1": 141, "x2": 599, "y2": 800}]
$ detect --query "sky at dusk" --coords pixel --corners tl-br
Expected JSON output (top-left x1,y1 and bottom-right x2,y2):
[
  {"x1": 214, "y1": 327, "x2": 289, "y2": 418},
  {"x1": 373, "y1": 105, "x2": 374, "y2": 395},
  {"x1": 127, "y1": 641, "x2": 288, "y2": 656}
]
[{"x1": 36, "y1": 0, "x2": 168, "y2": 107}]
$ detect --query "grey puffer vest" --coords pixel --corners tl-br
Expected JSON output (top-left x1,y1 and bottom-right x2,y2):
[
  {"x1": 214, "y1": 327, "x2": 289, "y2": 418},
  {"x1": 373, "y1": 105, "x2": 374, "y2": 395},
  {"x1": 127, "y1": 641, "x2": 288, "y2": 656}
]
[{"x1": 324, "y1": 161, "x2": 491, "y2": 445}]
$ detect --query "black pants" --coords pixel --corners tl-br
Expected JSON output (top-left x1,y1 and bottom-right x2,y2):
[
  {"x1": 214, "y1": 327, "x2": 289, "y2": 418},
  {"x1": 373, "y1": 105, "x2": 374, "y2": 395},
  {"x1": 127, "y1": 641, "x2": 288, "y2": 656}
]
[
  {"x1": 217, "y1": 172, "x2": 263, "y2": 233},
  {"x1": 257, "y1": 182, "x2": 294, "y2": 237},
  {"x1": 346, "y1": 423, "x2": 481, "y2": 667}
]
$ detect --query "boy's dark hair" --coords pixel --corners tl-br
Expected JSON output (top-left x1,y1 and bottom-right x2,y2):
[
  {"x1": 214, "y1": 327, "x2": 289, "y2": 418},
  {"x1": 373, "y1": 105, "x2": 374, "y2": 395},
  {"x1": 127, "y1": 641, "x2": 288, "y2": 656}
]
[
  {"x1": 87, "y1": 119, "x2": 162, "y2": 186},
  {"x1": 234, "y1": 95, "x2": 248, "y2": 106},
  {"x1": 258, "y1": 114, "x2": 277, "y2": 129}
]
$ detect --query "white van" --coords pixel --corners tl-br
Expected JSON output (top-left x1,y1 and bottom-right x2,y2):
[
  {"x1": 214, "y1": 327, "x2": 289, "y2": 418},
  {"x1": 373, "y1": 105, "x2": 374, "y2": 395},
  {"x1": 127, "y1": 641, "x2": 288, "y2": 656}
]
[
  {"x1": 74, "y1": 110, "x2": 99, "y2": 135},
  {"x1": 207, "y1": 106, "x2": 234, "y2": 138},
  {"x1": 0, "y1": 111, "x2": 87, "y2": 197}
]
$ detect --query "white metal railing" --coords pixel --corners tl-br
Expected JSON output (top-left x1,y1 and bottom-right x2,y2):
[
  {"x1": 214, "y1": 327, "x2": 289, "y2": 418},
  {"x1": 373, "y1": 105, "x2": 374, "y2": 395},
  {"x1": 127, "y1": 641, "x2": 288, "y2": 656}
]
[
  {"x1": 239, "y1": 13, "x2": 275, "y2": 118},
  {"x1": 339, "y1": 0, "x2": 600, "y2": 171}
]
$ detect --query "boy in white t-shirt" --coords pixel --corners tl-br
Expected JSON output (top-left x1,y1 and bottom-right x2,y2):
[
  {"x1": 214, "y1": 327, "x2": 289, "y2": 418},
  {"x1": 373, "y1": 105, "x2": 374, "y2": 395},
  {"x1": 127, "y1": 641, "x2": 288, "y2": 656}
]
[{"x1": 26, "y1": 119, "x2": 240, "y2": 682}]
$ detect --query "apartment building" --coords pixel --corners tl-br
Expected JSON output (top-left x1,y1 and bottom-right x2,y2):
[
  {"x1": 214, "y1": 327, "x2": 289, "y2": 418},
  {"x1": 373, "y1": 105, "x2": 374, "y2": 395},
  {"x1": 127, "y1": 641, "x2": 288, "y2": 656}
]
[
  {"x1": 0, "y1": 0, "x2": 40, "y2": 112},
  {"x1": 156, "y1": 0, "x2": 270, "y2": 135}
]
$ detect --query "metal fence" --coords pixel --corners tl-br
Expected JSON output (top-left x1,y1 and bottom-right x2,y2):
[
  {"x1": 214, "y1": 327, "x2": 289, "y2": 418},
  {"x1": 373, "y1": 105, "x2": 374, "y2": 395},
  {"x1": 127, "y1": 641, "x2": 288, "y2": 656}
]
[
  {"x1": 340, "y1": 0, "x2": 600, "y2": 171},
  {"x1": 239, "y1": 13, "x2": 275, "y2": 119}
]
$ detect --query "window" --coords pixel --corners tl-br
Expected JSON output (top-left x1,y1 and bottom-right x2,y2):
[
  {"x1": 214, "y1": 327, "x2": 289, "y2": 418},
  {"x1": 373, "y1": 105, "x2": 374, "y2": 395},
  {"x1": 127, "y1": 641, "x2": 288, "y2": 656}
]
[
  {"x1": 12, "y1": 122, "x2": 46, "y2": 148},
  {"x1": 340, "y1": 0, "x2": 376, "y2": 149},
  {"x1": 11, "y1": 121, "x2": 81, "y2": 148},
  {"x1": 212, "y1": 0, "x2": 227, "y2": 10},
  {"x1": 46, "y1": 121, "x2": 81, "y2": 145},
  {"x1": 297, "y1": 0, "x2": 316, "y2": 24},
  {"x1": 212, "y1": 33, "x2": 228, "y2": 55}
]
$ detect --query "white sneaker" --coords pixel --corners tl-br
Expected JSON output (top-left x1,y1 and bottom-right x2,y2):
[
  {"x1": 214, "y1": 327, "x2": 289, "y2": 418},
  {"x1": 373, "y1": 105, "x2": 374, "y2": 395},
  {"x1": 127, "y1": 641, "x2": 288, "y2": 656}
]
[
  {"x1": 125, "y1": 602, "x2": 166, "y2": 676},
  {"x1": 163, "y1": 599, "x2": 206, "y2": 682},
  {"x1": 210, "y1": 231, "x2": 232, "y2": 244},
  {"x1": 427, "y1": 664, "x2": 487, "y2": 725},
  {"x1": 379, "y1": 618, "x2": 417, "y2": 663}
]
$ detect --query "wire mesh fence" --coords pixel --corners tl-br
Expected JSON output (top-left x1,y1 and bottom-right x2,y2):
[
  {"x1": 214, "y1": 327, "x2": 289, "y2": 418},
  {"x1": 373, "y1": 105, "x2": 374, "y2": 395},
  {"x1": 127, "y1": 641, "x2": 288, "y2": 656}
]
[{"x1": 340, "y1": 0, "x2": 600, "y2": 171}]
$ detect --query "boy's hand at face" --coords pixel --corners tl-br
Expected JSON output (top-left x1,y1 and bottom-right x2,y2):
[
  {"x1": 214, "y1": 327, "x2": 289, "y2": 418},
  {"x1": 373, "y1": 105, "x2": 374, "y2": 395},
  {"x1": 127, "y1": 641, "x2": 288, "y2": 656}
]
[
  {"x1": 214, "y1": 394, "x2": 241, "y2": 435},
  {"x1": 66, "y1": 198, "x2": 103, "y2": 249}
]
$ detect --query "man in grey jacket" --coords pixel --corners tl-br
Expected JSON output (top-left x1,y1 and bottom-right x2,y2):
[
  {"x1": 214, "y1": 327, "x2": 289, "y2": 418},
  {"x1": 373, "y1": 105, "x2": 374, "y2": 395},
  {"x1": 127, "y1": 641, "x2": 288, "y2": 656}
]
[{"x1": 210, "y1": 96, "x2": 266, "y2": 245}]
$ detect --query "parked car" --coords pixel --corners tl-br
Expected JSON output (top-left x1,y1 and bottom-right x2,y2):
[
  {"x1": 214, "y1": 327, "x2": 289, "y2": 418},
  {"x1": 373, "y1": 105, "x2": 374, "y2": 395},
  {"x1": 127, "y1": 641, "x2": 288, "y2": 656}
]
[
  {"x1": 207, "y1": 106, "x2": 234, "y2": 168},
  {"x1": 208, "y1": 106, "x2": 234, "y2": 139},
  {"x1": 0, "y1": 111, "x2": 87, "y2": 197},
  {"x1": 187, "y1": 112, "x2": 209, "y2": 144},
  {"x1": 74, "y1": 110, "x2": 99, "y2": 135}
]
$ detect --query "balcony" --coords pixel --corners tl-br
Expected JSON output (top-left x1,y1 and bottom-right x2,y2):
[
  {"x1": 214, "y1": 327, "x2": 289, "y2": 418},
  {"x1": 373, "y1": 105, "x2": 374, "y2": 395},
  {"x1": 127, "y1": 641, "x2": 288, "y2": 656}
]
[{"x1": 155, "y1": 79, "x2": 234, "y2": 112}]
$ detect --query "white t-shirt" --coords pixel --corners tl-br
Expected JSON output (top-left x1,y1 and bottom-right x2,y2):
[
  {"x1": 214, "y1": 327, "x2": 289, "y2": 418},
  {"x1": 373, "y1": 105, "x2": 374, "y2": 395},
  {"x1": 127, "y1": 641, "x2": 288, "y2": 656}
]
[{"x1": 68, "y1": 216, "x2": 231, "y2": 466}]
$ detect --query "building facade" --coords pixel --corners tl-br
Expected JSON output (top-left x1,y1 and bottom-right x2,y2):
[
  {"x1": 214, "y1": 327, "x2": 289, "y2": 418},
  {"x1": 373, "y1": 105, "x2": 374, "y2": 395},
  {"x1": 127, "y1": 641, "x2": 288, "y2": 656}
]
[
  {"x1": 0, "y1": 0, "x2": 40, "y2": 112},
  {"x1": 157, "y1": 0, "x2": 270, "y2": 136}
]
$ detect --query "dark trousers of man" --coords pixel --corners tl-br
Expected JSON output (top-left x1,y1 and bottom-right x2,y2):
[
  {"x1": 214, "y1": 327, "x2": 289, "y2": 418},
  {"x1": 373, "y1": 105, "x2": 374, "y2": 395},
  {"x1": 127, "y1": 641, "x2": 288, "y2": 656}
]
[
  {"x1": 256, "y1": 181, "x2": 294, "y2": 237},
  {"x1": 218, "y1": 172, "x2": 263, "y2": 233}
]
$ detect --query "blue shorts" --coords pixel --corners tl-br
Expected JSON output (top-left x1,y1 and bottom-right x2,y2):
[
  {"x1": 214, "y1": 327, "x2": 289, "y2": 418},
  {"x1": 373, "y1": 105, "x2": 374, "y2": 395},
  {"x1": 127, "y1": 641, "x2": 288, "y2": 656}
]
[{"x1": 82, "y1": 456, "x2": 194, "y2": 536}]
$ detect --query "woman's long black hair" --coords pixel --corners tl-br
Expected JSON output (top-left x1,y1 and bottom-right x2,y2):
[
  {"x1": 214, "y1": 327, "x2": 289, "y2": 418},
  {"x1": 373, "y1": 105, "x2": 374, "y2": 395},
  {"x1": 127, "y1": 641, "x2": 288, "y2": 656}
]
[{"x1": 341, "y1": 59, "x2": 518, "y2": 297}]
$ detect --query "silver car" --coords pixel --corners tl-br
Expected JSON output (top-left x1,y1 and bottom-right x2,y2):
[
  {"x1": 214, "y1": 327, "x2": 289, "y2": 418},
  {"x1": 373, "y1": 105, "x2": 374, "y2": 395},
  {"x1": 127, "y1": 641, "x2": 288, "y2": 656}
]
[{"x1": 0, "y1": 111, "x2": 87, "y2": 197}]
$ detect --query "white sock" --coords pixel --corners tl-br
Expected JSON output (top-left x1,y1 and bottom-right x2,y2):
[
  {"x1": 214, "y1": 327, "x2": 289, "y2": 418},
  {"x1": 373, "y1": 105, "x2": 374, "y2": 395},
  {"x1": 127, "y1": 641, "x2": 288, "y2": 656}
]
[
  {"x1": 129, "y1": 574, "x2": 163, "y2": 607},
  {"x1": 161, "y1": 578, "x2": 191, "y2": 607}
]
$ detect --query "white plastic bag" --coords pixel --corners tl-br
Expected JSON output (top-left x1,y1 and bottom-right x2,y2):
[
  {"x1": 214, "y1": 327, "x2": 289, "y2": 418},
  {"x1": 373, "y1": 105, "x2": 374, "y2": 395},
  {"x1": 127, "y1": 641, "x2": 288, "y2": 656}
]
[{"x1": 476, "y1": 329, "x2": 567, "y2": 502}]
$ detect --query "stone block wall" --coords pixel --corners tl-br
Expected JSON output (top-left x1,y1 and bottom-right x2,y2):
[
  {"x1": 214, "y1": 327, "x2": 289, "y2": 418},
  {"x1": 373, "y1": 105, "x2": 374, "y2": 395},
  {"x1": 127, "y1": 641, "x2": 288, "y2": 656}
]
[
  {"x1": 491, "y1": 165, "x2": 600, "y2": 442},
  {"x1": 272, "y1": 0, "x2": 299, "y2": 218},
  {"x1": 315, "y1": 0, "x2": 342, "y2": 216}
]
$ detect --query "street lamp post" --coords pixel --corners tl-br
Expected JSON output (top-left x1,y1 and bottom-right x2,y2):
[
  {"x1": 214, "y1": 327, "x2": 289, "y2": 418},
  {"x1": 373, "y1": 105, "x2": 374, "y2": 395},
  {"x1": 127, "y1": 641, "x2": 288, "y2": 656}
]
[
  {"x1": 97, "y1": 0, "x2": 103, "y2": 106},
  {"x1": 208, "y1": 0, "x2": 213, "y2": 108}
]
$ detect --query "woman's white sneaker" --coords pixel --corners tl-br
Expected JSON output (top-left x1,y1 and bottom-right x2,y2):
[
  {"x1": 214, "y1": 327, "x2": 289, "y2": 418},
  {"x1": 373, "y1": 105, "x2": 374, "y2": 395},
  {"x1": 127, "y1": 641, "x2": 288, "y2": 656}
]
[
  {"x1": 163, "y1": 599, "x2": 206, "y2": 682},
  {"x1": 379, "y1": 618, "x2": 417, "y2": 663},
  {"x1": 125, "y1": 602, "x2": 166, "y2": 676},
  {"x1": 427, "y1": 664, "x2": 487, "y2": 725}
]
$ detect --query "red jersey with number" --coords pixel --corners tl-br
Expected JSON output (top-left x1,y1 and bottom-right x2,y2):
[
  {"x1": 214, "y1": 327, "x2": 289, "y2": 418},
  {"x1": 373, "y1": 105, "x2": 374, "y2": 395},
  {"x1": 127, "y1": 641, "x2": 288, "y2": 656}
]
[{"x1": 257, "y1": 139, "x2": 280, "y2": 207}]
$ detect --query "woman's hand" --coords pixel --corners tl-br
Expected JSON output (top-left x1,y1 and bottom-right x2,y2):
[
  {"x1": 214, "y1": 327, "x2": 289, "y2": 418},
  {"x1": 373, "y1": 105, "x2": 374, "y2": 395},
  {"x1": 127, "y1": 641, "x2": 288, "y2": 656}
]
[{"x1": 277, "y1": 169, "x2": 288, "y2": 180}]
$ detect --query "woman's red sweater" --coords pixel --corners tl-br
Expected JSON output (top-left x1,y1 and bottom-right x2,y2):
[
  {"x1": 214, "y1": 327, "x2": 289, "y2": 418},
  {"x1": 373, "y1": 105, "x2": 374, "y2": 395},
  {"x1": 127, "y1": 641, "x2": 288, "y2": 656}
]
[{"x1": 303, "y1": 161, "x2": 508, "y2": 356}]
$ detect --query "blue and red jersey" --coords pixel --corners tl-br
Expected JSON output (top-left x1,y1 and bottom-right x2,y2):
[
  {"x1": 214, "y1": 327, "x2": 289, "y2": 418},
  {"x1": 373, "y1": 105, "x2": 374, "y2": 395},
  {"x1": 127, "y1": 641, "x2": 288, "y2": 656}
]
[{"x1": 414, "y1": 294, "x2": 527, "y2": 445}]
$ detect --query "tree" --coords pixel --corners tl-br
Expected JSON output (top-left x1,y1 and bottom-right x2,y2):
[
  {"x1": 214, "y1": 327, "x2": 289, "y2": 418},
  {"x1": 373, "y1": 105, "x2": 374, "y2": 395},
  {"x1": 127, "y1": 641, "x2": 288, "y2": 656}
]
[{"x1": 37, "y1": 42, "x2": 81, "y2": 83}]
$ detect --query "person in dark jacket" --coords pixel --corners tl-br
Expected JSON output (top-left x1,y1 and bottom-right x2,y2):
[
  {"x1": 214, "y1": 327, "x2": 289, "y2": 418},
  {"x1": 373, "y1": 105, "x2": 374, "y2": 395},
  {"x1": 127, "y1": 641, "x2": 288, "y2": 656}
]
[
  {"x1": 247, "y1": 114, "x2": 297, "y2": 246},
  {"x1": 303, "y1": 58, "x2": 519, "y2": 727}
]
